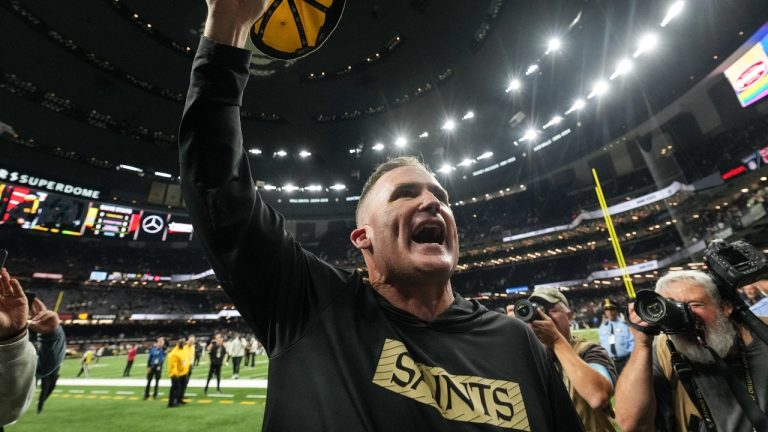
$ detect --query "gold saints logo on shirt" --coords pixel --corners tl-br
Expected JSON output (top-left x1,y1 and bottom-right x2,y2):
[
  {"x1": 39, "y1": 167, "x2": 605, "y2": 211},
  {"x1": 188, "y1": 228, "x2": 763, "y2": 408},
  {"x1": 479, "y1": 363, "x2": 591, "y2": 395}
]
[{"x1": 372, "y1": 339, "x2": 530, "y2": 430}]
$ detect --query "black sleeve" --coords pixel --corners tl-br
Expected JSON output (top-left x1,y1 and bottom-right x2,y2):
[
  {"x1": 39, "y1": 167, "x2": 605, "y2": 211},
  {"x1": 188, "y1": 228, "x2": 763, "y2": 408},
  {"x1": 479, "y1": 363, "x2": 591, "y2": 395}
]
[
  {"x1": 35, "y1": 327, "x2": 66, "y2": 378},
  {"x1": 179, "y1": 37, "x2": 353, "y2": 356}
]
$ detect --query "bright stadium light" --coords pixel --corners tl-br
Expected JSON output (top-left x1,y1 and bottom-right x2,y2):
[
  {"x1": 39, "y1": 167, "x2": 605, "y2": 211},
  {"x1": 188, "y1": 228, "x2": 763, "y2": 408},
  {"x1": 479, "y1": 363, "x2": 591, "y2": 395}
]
[
  {"x1": 521, "y1": 129, "x2": 539, "y2": 142},
  {"x1": 660, "y1": 1, "x2": 684, "y2": 27},
  {"x1": 546, "y1": 37, "x2": 562, "y2": 53},
  {"x1": 372, "y1": 143, "x2": 385, "y2": 151},
  {"x1": 543, "y1": 115, "x2": 563, "y2": 129},
  {"x1": 299, "y1": 150, "x2": 312, "y2": 158},
  {"x1": 477, "y1": 151, "x2": 493, "y2": 160},
  {"x1": 263, "y1": 184, "x2": 277, "y2": 190},
  {"x1": 587, "y1": 80, "x2": 609, "y2": 99},
  {"x1": 305, "y1": 184, "x2": 322, "y2": 192},
  {"x1": 609, "y1": 58, "x2": 633, "y2": 80},
  {"x1": 438, "y1": 164, "x2": 453, "y2": 174},
  {"x1": 458, "y1": 158, "x2": 474, "y2": 167},
  {"x1": 395, "y1": 136, "x2": 407, "y2": 147},
  {"x1": 248, "y1": 148, "x2": 262, "y2": 155},
  {"x1": 118, "y1": 164, "x2": 143, "y2": 173},
  {"x1": 154, "y1": 171, "x2": 172, "y2": 178},
  {"x1": 442, "y1": 119, "x2": 456, "y2": 131},
  {"x1": 275, "y1": 150, "x2": 287, "y2": 157},
  {"x1": 565, "y1": 99, "x2": 586, "y2": 114},
  {"x1": 330, "y1": 183, "x2": 346, "y2": 191},
  {"x1": 462, "y1": 111, "x2": 475, "y2": 120},
  {"x1": 633, "y1": 33, "x2": 659, "y2": 58},
  {"x1": 506, "y1": 79, "x2": 522, "y2": 92},
  {"x1": 419, "y1": 131, "x2": 429, "y2": 138},
  {"x1": 282, "y1": 184, "x2": 299, "y2": 192},
  {"x1": 525, "y1": 64, "x2": 539, "y2": 75}
]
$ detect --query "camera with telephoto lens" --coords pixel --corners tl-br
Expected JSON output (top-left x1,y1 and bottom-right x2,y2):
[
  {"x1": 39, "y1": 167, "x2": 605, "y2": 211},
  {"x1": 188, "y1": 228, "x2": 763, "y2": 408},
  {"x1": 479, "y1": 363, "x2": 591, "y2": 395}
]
[
  {"x1": 634, "y1": 290, "x2": 697, "y2": 334},
  {"x1": 635, "y1": 239, "x2": 767, "y2": 334},
  {"x1": 514, "y1": 299, "x2": 549, "y2": 323}
]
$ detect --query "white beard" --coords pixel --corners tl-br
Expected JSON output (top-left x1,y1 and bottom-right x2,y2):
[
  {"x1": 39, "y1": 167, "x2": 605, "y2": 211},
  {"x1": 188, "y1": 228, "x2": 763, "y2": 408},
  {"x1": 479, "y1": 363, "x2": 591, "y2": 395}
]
[{"x1": 668, "y1": 309, "x2": 738, "y2": 365}]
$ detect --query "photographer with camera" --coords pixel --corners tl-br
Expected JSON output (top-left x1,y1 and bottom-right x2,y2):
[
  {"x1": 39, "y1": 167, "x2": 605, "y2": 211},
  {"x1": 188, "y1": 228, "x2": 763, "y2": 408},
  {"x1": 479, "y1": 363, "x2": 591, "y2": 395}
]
[
  {"x1": 615, "y1": 270, "x2": 768, "y2": 432},
  {"x1": 516, "y1": 287, "x2": 618, "y2": 431}
]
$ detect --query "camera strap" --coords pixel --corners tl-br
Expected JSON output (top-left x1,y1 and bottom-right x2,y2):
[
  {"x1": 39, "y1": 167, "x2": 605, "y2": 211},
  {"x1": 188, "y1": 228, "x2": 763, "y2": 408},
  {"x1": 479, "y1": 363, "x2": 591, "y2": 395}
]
[
  {"x1": 703, "y1": 336, "x2": 768, "y2": 432},
  {"x1": 668, "y1": 336, "x2": 768, "y2": 432},
  {"x1": 667, "y1": 339, "x2": 717, "y2": 432}
]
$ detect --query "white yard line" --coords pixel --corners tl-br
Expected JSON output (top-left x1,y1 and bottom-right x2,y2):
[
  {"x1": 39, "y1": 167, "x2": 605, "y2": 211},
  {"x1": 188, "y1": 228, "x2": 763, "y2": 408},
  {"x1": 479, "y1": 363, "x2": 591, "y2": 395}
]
[{"x1": 56, "y1": 378, "x2": 268, "y2": 388}]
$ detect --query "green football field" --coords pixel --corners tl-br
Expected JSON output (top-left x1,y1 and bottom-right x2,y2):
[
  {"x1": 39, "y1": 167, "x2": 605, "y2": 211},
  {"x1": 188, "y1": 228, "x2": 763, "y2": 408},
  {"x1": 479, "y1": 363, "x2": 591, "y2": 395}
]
[
  {"x1": 7, "y1": 330, "x2": 600, "y2": 431},
  {"x1": 7, "y1": 353, "x2": 270, "y2": 432}
]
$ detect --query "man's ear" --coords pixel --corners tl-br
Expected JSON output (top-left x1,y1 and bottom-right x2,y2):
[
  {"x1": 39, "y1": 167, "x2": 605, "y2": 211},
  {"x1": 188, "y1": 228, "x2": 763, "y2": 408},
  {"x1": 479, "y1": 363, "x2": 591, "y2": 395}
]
[
  {"x1": 350, "y1": 227, "x2": 372, "y2": 250},
  {"x1": 721, "y1": 299, "x2": 734, "y2": 317}
]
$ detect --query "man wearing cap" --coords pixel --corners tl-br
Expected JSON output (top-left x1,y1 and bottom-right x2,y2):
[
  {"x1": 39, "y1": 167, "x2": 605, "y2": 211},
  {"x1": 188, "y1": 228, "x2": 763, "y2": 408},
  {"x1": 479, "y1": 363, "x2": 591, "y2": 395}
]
[
  {"x1": 598, "y1": 298, "x2": 634, "y2": 374},
  {"x1": 524, "y1": 287, "x2": 618, "y2": 432}
]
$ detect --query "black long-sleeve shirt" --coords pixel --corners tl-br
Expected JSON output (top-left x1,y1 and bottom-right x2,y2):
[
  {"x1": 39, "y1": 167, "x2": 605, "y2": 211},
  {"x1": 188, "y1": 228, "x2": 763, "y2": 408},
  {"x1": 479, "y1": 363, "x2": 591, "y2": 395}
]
[{"x1": 179, "y1": 36, "x2": 584, "y2": 432}]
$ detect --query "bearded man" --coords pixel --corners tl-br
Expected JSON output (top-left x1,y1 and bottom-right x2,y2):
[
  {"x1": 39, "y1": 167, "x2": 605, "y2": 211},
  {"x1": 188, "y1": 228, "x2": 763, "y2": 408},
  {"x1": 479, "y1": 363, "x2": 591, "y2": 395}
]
[{"x1": 615, "y1": 270, "x2": 768, "y2": 432}]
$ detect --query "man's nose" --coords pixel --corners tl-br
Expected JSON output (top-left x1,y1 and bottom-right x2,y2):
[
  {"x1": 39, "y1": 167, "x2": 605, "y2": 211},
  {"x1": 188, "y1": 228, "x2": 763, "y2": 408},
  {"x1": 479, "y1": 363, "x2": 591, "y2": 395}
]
[{"x1": 418, "y1": 193, "x2": 440, "y2": 215}]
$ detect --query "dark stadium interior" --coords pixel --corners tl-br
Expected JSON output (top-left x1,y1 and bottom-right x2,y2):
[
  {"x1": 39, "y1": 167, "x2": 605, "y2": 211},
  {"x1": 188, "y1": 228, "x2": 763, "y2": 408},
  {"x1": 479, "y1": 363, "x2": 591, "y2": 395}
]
[{"x1": 2, "y1": 2, "x2": 768, "y2": 428}]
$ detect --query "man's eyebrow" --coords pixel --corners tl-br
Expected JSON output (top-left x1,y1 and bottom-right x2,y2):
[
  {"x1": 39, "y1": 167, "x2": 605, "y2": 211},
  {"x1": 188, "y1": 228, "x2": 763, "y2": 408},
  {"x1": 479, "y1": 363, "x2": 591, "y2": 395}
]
[
  {"x1": 389, "y1": 182, "x2": 420, "y2": 201},
  {"x1": 388, "y1": 182, "x2": 449, "y2": 202}
]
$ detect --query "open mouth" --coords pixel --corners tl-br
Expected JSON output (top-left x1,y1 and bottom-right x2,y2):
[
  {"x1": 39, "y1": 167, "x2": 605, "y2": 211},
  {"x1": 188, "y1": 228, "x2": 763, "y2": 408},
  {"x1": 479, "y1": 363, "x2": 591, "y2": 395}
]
[{"x1": 411, "y1": 222, "x2": 445, "y2": 245}]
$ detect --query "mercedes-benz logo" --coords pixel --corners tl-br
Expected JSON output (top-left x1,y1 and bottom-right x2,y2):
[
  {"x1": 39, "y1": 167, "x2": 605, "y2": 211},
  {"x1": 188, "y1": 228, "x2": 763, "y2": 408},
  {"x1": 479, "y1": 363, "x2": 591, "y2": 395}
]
[{"x1": 142, "y1": 215, "x2": 165, "y2": 234}]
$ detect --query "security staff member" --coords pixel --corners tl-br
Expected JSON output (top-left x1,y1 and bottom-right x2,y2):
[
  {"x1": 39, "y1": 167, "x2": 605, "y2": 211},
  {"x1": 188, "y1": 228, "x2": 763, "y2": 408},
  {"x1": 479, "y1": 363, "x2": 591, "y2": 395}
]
[
  {"x1": 167, "y1": 338, "x2": 189, "y2": 408},
  {"x1": 598, "y1": 299, "x2": 634, "y2": 374}
]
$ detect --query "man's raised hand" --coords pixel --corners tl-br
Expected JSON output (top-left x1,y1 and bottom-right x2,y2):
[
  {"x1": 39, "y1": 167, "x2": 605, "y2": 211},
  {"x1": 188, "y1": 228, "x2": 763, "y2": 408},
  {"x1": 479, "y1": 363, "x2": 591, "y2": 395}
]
[
  {"x1": 0, "y1": 268, "x2": 29, "y2": 341},
  {"x1": 204, "y1": 0, "x2": 271, "y2": 47}
]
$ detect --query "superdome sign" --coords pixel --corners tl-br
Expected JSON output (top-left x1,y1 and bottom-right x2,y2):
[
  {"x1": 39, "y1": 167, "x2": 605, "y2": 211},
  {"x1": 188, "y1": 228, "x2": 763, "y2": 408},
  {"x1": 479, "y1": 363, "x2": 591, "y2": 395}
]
[
  {"x1": 0, "y1": 168, "x2": 101, "y2": 199},
  {"x1": 724, "y1": 29, "x2": 768, "y2": 108}
]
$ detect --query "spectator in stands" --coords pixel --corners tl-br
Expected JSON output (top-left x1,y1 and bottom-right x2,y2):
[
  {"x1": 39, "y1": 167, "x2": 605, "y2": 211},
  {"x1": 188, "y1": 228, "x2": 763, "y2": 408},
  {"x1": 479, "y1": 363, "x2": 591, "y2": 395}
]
[
  {"x1": 616, "y1": 271, "x2": 768, "y2": 432},
  {"x1": 598, "y1": 298, "x2": 634, "y2": 374},
  {"x1": 123, "y1": 344, "x2": 138, "y2": 377},
  {"x1": 166, "y1": 338, "x2": 188, "y2": 408},
  {"x1": 143, "y1": 337, "x2": 166, "y2": 400},
  {"x1": 0, "y1": 268, "x2": 65, "y2": 426},
  {"x1": 178, "y1": 2, "x2": 583, "y2": 428},
  {"x1": 204, "y1": 333, "x2": 226, "y2": 394},
  {"x1": 525, "y1": 287, "x2": 617, "y2": 431}
]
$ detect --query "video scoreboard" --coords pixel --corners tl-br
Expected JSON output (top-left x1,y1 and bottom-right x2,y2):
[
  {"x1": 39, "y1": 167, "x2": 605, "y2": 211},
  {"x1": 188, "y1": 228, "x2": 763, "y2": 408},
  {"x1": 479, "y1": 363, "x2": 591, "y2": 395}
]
[{"x1": 0, "y1": 182, "x2": 194, "y2": 242}]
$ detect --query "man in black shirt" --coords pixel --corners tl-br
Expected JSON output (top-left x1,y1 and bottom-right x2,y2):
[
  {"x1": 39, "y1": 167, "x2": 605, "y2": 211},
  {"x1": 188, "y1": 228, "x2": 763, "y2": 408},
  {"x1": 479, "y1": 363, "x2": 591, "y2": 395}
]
[
  {"x1": 204, "y1": 333, "x2": 226, "y2": 394},
  {"x1": 179, "y1": 1, "x2": 584, "y2": 430}
]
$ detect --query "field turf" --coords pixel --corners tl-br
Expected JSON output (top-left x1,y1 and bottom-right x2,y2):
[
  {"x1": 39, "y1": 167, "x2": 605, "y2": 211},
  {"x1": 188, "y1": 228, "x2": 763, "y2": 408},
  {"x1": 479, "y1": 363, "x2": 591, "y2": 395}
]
[
  {"x1": 7, "y1": 330, "x2": 600, "y2": 431},
  {"x1": 7, "y1": 353, "x2": 269, "y2": 432}
]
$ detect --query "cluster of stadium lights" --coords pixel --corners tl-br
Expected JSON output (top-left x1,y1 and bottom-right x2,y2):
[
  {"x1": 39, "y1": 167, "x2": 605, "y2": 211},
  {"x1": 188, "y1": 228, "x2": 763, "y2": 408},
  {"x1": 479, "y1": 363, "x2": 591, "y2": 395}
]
[
  {"x1": 506, "y1": 1, "x2": 684, "y2": 148},
  {"x1": 115, "y1": 2, "x2": 686, "y2": 198}
]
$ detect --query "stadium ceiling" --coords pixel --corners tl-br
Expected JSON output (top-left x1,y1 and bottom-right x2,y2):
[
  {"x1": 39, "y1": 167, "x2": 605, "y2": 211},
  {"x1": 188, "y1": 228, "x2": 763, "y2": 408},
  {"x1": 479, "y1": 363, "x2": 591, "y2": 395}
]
[{"x1": 1, "y1": 0, "x2": 767, "y2": 214}]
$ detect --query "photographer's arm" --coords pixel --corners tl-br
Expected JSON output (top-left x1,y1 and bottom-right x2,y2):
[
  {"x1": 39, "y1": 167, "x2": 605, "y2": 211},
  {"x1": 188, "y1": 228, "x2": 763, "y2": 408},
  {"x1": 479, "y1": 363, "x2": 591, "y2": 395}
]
[
  {"x1": 530, "y1": 310, "x2": 613, "y2": 409},
  {"x1": 615, "y1": 304, "x2": 656, "y2": 432}
]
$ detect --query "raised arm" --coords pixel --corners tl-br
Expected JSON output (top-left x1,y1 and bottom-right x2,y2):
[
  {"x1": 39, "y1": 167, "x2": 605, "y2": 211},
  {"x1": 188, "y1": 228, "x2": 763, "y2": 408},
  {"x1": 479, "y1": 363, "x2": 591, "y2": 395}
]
[
  {"x1": 179, "y1": 0, "x2": 352, "y2": 355},
  {"x1": 614, "y1": 304, "x2": 657, "y2": 432}
]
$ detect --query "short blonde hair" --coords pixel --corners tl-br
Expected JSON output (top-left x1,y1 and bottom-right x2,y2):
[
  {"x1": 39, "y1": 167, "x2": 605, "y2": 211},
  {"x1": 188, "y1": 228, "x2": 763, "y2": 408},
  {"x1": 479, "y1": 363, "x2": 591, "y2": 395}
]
[{"x1": 355, "y1": 156, "x2": 430, "y2": 224}]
